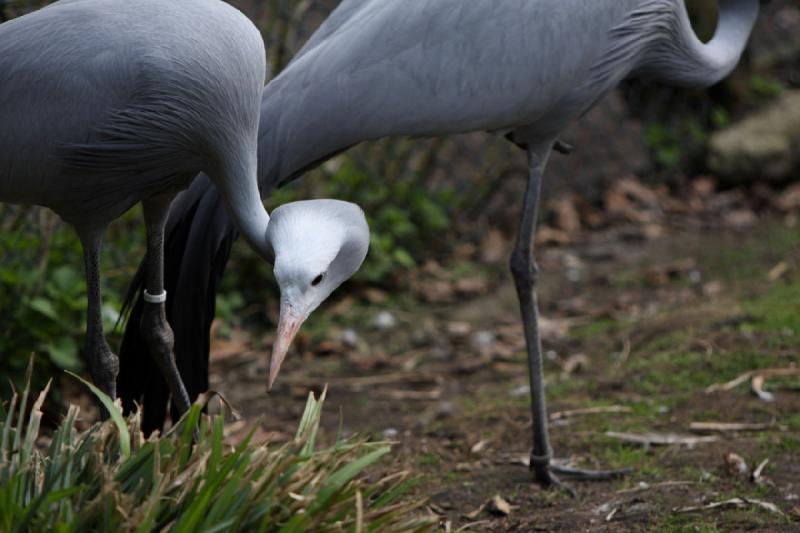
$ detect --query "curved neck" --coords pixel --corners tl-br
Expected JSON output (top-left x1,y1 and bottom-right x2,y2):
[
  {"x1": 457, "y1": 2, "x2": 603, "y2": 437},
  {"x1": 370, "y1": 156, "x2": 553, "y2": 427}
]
[
  {"x1": 212, "y1": 159, "x2": 273, "y2": 261},
  {"x1": 653, "y1": 0, "x2": 760, "y2": 86}
]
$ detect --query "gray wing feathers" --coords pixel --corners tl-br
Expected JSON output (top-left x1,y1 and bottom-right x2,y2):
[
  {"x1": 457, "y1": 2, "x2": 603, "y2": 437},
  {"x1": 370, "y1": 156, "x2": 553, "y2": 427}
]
[
  {"x1": 586, "y1": 0, "x2": 675, "y2": 89},
  {"x1": 289, "y1": 0, "x2": 374, "y2": 65}
]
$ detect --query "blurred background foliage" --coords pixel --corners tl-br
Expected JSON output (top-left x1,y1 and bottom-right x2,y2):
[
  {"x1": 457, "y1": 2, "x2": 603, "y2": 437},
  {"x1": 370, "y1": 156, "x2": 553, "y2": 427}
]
[{"x1": 1, "y1": 0, "x2": 798, "y2": 398}]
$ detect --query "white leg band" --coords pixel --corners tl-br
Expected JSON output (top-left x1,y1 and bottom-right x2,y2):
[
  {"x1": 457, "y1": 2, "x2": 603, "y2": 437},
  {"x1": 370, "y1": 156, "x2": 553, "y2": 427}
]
[{"x1": 143, "y1": 289, "x2": 167, "y2": 304}]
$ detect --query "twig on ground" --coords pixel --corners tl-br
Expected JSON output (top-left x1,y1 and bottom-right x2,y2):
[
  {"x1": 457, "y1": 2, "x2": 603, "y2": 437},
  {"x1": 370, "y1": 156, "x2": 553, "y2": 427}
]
[
  {"x1": 377, "y1": 389, "x2": 442, "y2": 401},
  {"x1": 690, "y1": 421, "x2": 773, "y2": 432},
  {"x1": 615, "y1": 337, "x2": 632, "y2": 367},
  {"x1": 285, "y1": 372, "x2": 441, "y2": 390},
  {"x1": 616, "y1": 481, "x2": 697, "y2": 494},
  {"x1": 674, "y1": 497, "x2": 784, "y2": 516},
  {"x1": 457, "y1": 520, "x2": 492, "y2": 532},
  {"x1": 705, "y1": 367, "x2": 800, "y2": 401},
  {"x1": 606, "y1": 431, "x2": 718, "y2": 447},
  {"x1": 550, "y1": 405, "x2": 632, "y2": 421},
  {"x1": 463, "y1": 502, "x2": 487, "y2": 520},
  {"x1": 752, "y1": 458, "x2": 769, "y2": 484}
]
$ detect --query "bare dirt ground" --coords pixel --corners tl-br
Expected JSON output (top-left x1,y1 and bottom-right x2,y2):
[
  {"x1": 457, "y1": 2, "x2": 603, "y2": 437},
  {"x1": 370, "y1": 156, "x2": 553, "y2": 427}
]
[{"x1": 209, "y1": 183, "x2": 800, "y2": 532}]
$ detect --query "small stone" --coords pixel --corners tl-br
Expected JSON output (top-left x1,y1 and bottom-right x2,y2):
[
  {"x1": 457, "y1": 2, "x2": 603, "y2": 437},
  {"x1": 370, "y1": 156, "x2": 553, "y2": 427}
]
[
  {"x1": 383, "y1": 428, "x2": 398, "y2": 439},
  {"x1": 446, "y1": 321, "x2": 472, "y2": 338},
  {"x1": 471, "y1": 331, "x2": 495, "y2": 353},
  {"x1": 509, "y1": 385, "x2": 530, "y2": 398},
  {"x1": 341, "y1": 328, "x2": 359, "y2": 348},
  {"x1": 723, "y1": 209, "x2": 757, "y2": 229},
  {"x1": 435, "y1": 401, "x2": 457, "y2": 419},
  {"x1": 372, "y1": 311, "x2": 397, "y2": 331}
]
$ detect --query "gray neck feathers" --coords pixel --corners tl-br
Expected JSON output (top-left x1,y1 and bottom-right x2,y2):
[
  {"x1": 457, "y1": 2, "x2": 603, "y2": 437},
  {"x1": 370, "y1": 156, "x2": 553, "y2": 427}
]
[
  {"x1": 638, "y1": 0, "x2": 760, "y2": 87},
  {"x1": 267, "y1": 199, "x2": 369, "y2": 280}
]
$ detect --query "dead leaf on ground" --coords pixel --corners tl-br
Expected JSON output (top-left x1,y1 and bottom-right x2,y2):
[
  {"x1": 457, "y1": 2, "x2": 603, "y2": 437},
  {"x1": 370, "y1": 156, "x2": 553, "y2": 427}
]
[
  {"x1": 454, "y1": 277, "x2": 488, "y2": 297},
  {"x1": 560, "y1": 353, "x2": 590, "y2": 376},
  {"x1": 768, "y1": 261, "x2": 789, "y2": 281},
  {"x1": 470, "y1": 439, "x2": 490, "y2": 455},
  {"x1": 210, "y1": 325, "x2": 251, "y2": 362},
  {"x1": 536, "y1": 226, "x2": 572, "y2": 246},
  {"x1": 775, "y1": 183, "x2": 800, "y2": 211},
  {"x1": 550, "y1": 194, "x2": 581, "y2": 234},
  {"x1": 480, "y1": 229, "x2": 508, "y2": 264},
  {"x1": 751, "y1": 374, "x2": 775, "y2": 402},
  {"x1": 724, "y1": 452, "x2": 749, "y2": 476},
  {"x1": 723, "y1": 209, "x2": 758, "y2": 229},
  {"x1": 539, "y1": 316, "x2": 572, "y2": 341},
  {"x1": 488, "y1": 495, "x2": 512, "y2": 516},
  {"x1": 605, "y1": 177, "x2": 664, "y2": 224},
  {"x1": 692, "y1": 176, "x2": 717, "y2": 197}
]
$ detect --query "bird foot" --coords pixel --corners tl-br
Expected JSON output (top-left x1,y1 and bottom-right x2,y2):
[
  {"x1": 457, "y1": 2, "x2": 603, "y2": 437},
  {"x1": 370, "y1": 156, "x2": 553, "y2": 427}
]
[{"x1": 530, "y1": 452, "x2": 631, "y2": 497}]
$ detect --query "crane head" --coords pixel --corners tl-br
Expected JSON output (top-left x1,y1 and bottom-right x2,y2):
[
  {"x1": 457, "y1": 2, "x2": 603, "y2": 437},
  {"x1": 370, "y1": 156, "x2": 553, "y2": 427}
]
[{"x1": 266, "y1": 199, "x2": 369, "y2": 389}]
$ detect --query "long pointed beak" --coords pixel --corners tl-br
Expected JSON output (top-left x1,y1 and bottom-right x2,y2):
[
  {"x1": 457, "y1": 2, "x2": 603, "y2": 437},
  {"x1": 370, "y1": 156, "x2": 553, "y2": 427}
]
[{"x1": 268, "y1": 304, "x2": 305, "y2": 390}]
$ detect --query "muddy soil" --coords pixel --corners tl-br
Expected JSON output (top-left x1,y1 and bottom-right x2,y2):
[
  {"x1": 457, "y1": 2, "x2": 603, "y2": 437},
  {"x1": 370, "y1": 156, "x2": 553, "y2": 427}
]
[{"x1": 211, "y1": 216, "x2": 800, "y2": 532}]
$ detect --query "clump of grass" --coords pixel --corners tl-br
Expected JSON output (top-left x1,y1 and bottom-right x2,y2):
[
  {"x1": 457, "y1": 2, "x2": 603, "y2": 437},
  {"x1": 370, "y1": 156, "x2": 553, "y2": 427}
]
[{"x1": 0, "y1": 362, "x2": 434, "y2": 532}]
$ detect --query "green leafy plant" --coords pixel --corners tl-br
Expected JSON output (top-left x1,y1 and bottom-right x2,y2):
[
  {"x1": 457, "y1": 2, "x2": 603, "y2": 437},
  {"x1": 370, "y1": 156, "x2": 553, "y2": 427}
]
[
  {"x1": 644, "y1": 117, "x2": 709, "y2": 172},
  {"x1": 0, "y1": 361, "x2": 434, "y2": 532},
  {"x1": 0, "y1": 206, "x2": 144, "y2": 401},
  {"x1": 749, "y1": 74, "x2": 783, "y2": 99}
]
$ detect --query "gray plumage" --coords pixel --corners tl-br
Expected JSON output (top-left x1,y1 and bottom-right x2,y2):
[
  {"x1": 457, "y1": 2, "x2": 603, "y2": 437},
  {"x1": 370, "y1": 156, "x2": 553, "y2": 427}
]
[
  {"x1": 119, "y1": 0, "x2": 760, "y2": 485},
  {"x1": 0, "y1": 0, "x2": 277, "y2": 412}
]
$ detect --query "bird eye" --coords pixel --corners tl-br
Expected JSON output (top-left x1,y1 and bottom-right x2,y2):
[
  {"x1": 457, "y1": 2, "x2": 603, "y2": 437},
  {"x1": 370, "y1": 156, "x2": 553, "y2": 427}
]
[{"x1": 311, "y1": 273, "x2": 325, "y2": 286}]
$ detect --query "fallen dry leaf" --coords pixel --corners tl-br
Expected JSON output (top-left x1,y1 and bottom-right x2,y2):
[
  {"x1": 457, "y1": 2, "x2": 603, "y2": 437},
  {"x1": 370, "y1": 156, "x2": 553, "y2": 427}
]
[
  {"x1": 480, "y1": 229, "x2": 508, "y2": 264},
  {"x1": 724, "y1": 453, "x2": 749, "y2": 476},
  {"x1": 488, "y1": 495, "x2": 512, "y2": 516},
  {"x1": 751, "y1": 374, "x2": 775, "y2": 402},
  {"x1": 775, "y1": 182, "x2": 800, "y2": 211},
  {"x1": 551, "y1": 193, "x2": 581, "y2": 234},
  {"x1": 768, "y1": 261, "x2": 789, "y2": 282},
  {"x1": 535, "y1": 225, "x2": 572, "y2": 246},
  {"x1": 561, "y1": 353, "x2": 590, "y2": 375},
  {"x1": 470, "y1": 439, "x2": 490, "y2": 455}
]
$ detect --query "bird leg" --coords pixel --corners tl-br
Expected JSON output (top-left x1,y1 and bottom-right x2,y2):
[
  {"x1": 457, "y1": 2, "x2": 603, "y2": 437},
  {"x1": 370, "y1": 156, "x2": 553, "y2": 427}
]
[
  {"x1": 511, "y1": 141, "x2": 629, "y2": 492},
  {"x1": 79, "y1": 229, "x2": 119, "y2": 417},
  {"x1": 140, "y1": 194, "x2": 192, "y2": 417}
]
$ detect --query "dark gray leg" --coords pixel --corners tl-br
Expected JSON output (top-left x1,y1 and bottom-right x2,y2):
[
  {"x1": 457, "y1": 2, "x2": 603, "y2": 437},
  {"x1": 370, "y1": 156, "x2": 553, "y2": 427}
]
[
  {"x1": 511, "y1": 141, "x2": 629, "y2": 491},
  {"x1": 79, "y1": 229, "x2": 119, "y2": 416},
  {"x1": 140, "y1": 194, "x2": 192, "y2": 416}
]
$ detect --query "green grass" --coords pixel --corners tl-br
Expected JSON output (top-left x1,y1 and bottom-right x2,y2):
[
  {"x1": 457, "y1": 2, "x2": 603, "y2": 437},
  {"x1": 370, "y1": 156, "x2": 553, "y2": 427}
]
[{"x1": 0, "y1": 361, "x2": 434, "y2": 533}]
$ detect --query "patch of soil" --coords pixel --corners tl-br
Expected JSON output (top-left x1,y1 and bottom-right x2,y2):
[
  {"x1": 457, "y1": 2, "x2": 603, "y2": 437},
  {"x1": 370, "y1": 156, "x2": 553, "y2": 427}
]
[{"x1": 211, "y1": 214, "x2": 800, "y2": 531}]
